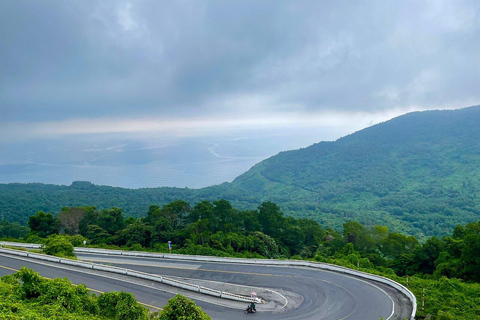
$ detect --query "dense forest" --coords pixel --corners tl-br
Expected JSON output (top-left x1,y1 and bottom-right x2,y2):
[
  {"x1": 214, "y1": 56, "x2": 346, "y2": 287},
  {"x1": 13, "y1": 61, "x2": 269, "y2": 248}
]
[
  {"x1": 11, "y1": 200, "x2": 477, "y2": 283},
  {"x1": 1, "y1": 106, "x2": 480, "y2": 239},
  {"x1": 230, "y1": 106, "x2": 480, "y2": 238},
  {"x1": 1, "y1": 200, "x2": 480, "y2": 319}
]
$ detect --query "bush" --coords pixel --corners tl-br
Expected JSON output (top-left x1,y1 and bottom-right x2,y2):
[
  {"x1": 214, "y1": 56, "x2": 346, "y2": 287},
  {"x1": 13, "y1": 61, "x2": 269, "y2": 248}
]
[
  {"x1": 98, "y1": 291, "x2": 148, "y2": 320},
  {"x1": 43, "y1": 235, "x2": 75, "y2": 258},
  {"x1": 1, "y1": 267, "x2": 162, "y2": 320},
  {"x1": 37, "y1": 278, "x2": 98, "y2": 314},
  {"x1": 25, "y1": 234, "x2": 45, "y2": 244},
  {"x1": 157, "y1": 294, "x2": 210, "y2": 320},
  {"x1": 14, "y1": 266, "x2": 44, "y2": 299},
  {"x1": 65, "y1": 234, "x2": 88, "y2": 247},
  {"x1": 6, "y1": 267, "x2": 100, "y2": 319},
  {"x1": 128, "y1": 243, "x2": 143, "y2": 251}
]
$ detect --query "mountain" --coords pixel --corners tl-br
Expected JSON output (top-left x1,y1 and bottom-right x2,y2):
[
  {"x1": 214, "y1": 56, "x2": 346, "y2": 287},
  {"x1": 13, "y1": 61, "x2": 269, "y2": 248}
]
[
  {"x1": 229, "y1": 105, "x2": 480, "y2": 237},
  {"x1": 1, "y1": 106, "x2": 480, "y2": 238}
]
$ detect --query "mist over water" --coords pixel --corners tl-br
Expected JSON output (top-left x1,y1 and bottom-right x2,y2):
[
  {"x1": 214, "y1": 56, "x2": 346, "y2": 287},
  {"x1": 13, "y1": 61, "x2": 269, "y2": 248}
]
[{"x1": 0, "y1": 126, "x2": 348, "y2": 188}]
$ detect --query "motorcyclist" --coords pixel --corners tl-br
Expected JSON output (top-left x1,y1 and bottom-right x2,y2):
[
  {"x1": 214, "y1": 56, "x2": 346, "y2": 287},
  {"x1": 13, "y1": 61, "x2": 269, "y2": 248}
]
[{"x1": 247, "y1": 302, "x2": 256, "y2": 312}]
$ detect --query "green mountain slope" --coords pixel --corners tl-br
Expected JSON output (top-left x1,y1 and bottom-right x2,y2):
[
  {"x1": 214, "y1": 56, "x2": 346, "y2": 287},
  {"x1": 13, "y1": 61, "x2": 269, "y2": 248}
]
[
  {"x1": 1, "y1": 106, "x2": 479, "y2": 238},
  {"x1": 230, "y1": 105, "x2": 480, "y2": 237},
  {"x1": 0, "y1": 181, "x2": 258, "y2": 225}
]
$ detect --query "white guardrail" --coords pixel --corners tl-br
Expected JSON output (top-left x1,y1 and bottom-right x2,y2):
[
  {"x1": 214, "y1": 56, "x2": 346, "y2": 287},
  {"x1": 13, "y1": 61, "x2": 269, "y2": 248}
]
[
  {"x1": 0, "y1": 242, "x2": 416, "y2": 319},
  {"x1": 0, "y1": 243, "x2": 257, "y2": 304}
]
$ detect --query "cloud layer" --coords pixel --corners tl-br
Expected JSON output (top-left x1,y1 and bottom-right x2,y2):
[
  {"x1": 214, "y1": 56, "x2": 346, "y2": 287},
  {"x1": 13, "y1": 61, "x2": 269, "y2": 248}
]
[
  {"x1": 1, "y1": 0, "x2": 479, "y2": 127},
  {"x1": 1, "y1": 1, "x2": 479, "y2": 187}
]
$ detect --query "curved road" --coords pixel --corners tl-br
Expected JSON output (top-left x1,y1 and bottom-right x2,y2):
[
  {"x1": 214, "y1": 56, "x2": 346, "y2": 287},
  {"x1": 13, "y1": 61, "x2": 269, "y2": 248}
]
[{"x1": 0, "y1": 252, "x2": 412, "y2": 320}]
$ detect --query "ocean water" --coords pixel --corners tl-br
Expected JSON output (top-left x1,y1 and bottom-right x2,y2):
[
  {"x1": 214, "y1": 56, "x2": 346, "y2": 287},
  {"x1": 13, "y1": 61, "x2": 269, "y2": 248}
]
[
  {"x1": 0, "y1": 126, "x2": 346, "y2": 188},
  {"x1": 0, "y1": 137, "x2": 267, "y2": 188}
]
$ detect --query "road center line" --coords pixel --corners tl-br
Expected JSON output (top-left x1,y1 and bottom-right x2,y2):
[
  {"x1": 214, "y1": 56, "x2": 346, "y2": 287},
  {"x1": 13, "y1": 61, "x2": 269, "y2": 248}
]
[{"x1": 79, "y1": 257, "x2": 290, "y2": 277}]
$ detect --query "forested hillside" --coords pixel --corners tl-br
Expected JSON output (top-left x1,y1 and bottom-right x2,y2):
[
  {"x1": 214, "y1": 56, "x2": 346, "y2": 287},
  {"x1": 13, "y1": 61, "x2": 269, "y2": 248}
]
[
  {"x1": 231, "y1": 106, "x2": 480, "y2": 237},
  {"x1": 0, "y1": 181, "x2": 254, "y2": 224},
  {"x1": 1, "y1": 106, "x2": 480, "y2": 238}
]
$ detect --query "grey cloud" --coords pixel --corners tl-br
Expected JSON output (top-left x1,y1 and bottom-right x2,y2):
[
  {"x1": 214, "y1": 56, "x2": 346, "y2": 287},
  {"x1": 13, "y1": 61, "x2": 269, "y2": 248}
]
[{"x1": 1, "y1": 0, "x2": 479, "y2": 123}]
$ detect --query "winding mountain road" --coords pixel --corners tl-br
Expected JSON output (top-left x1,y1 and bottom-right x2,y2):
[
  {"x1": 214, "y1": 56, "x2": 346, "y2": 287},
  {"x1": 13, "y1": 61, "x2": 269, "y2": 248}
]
[{"x1": 0, "y1": 250, "x2": 413, "y2": 320}]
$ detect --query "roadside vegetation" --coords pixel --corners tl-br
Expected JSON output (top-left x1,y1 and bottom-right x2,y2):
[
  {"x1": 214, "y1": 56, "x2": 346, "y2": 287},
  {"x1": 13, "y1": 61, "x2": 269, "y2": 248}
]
[
  {"x1": 0, "y1": 267, "x2": 146, "y2": 319},
  {"x1": 0, "y1": 267, "x2": 209, "y2": 320},
  {"x1": 1, "y1": 200, "x2": 479, "y2": 319}
]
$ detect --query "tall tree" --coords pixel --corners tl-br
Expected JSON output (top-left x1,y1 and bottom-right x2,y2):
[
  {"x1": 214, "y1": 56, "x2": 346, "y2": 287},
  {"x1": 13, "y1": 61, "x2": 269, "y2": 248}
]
[
  {"x1": 258, "y1": 201, "x2": 284, "y2": 238},
  {"x1": 161, "y1": 200, "x2": 190, "y2": 229},
  {"x1": 58, "y1": 207, "x2": 94, "y2": 235},
  {"x1": 116, "y1": 220, "x2": 150, "y2": 247},
  {"x1": 98, "y1": 208, "x2": 125, "y2": 235},
  {"x1": 188, "y1": 201, "x2": 214, "y2": 224},
  {"x1": 28, "y1": 211, "x2": 58, "y2": 237}
]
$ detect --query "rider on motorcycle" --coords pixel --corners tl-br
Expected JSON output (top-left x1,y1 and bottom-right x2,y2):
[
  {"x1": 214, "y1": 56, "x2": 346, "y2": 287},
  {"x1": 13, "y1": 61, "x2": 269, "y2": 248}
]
[{"x1": 247, "y1": 302, "x2": 256, "y2": 312}]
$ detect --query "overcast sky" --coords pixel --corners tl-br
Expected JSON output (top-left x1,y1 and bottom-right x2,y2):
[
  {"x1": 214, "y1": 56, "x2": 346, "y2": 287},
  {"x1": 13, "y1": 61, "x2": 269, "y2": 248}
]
[{"x1": 0, "y1": 1, "x2": 479, "y2": 188}]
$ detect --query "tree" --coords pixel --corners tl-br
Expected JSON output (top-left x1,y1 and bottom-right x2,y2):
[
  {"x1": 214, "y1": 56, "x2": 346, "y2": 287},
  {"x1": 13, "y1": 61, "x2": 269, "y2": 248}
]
[
  {"x1": 98, "y1": 208, "x2": 125, "y2": 235},
  {"x1": 413, "y1": 236, "x2": 444, "y2": 274},
  {"x1": 150, "y1": 216, "x2": 174, "y2": 245},
  {"x1": 298, "y1": 218, "x2": 325, "y2": 247},
  {"x1": 343, "y1": 221, "x2": 373, "y2": 253},
  {"x1": 382, "y1": 232, "x2": 419, "y2": 259},
  {"x1": 212, "y1": 199, "x2": 233, "y2": 232},
  {"x1": 78, "y1": 207, "x2": 98, "y2": 236},
  {"x1": 187, "y1": 219, "x2": 210, "y2": 245},
  {"x1": 28, "y1": 211, "x2": 58, "y2": 238},
  {"x1": 258, "y1": 201, "x2": 284, "y2": 238},
  {"x1": 187, "y1": 201, "x2": 214, "y2": 224},
  {"x1": 144, "y1": 205, "x2": 162, "y2": 224},
  {"x1": 85, "y1": 224, "x2": 110, "y2": 244},
  {"x1": 460, "y1": 233, "x2": 480, "y2": 281},
  {"x1": 459, "y1": 221, "x2": 480, "y2": 281},
  {"x1": 0, "y1": 220, "x2": 29, "y2": 238},
  {"x1": 158, "y1": 294, "x2": 210, "y2": 320},
  {"x1": 58, "y1": 207, "x2": 91, "y2": 235},
  {"x1": 280, "y1": 218, "x2": 305, "y2": 256},
  {"x1": 116, "y1": 220, "x2": 150, "y2": 247},
  {"x1": 239, "y1": 210, "x2": 261, "y2": 233},
  {"x1": 252, "y1": 231, "x2": 280, "y2": 258},
  {"x1": 161, "y1": 200, "x2": 191, "y2": 229}
]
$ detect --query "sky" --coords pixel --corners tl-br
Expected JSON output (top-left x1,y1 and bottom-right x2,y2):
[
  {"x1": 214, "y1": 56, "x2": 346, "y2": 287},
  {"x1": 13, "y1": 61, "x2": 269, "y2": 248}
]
[{"x1": 1, "y1": 0, "x2": 479, "y2": 188}]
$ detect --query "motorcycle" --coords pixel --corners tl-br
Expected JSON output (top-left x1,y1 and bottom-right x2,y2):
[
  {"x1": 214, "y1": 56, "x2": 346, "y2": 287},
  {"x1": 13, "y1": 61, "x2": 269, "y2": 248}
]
[{"x1": 245, "y1": 304, "x2": 256, "y2": 314}]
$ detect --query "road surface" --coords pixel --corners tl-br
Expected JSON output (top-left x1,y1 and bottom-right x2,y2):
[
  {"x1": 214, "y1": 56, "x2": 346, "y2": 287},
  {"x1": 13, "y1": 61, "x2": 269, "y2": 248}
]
[{"x1": 0, "y1": 251, "x2": 412, "y2": 319}]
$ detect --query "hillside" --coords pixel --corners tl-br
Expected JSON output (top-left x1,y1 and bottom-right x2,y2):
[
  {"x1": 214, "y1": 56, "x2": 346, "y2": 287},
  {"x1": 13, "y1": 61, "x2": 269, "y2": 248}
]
[
  {"x1": 230, "y1": 105, "x2": 480, "y2": 237},
  {"x1": 0, "y1": 181, "x2": 257, "y2": 225},
  {"x1": 1, "y1": 106, "x2": 480, "y2": 238}
]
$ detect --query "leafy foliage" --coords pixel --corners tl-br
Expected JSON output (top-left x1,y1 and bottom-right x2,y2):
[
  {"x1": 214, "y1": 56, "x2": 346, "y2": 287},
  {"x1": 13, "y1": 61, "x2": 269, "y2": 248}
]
[
  {"x1": 156, "y1": 294, "x2": 210, "y2": 320},
  {"x1": 98, "y1": 291, "x2": 148, "y2": 320},
  {"x1": 3, "y1": 199, "x2": 480, "y2": 319},
  {"x1": 28, "y1": 212, "x2": 58, "y2": 238},
  {"x1": 13, "y1": 200, "x2": 480, "y2": 285},
  {"x1": 0, "y1": 267, "x2": 153, "y2": 320},
  {"x1": 2, "y1": 107, "x2": 480, "y2": 239},
  {"x1": 43, "y1": 234, "x2": 75, "y2": 258},
  {"x1": 0, "y1": 220, "x2": 29, "y2": 238}
]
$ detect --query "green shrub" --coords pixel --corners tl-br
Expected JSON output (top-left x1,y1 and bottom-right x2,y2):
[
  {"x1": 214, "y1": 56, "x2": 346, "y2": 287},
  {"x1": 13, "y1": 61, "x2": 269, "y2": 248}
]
[
  {"x1": 65, "y1": 234, "x2": 88, "y2": 247},
  {"x1": 43, "y1": 235, "x2": 75, "y2": 258},
  {"x1": 157, "y1": 294, "x2": 210, "y2": 320},
  {"x1": 128, "y1": 243, "x2": 143, "y2": 251},
  {"x1": 98, "y1": 291, "x2": 148, "y2": 320}
]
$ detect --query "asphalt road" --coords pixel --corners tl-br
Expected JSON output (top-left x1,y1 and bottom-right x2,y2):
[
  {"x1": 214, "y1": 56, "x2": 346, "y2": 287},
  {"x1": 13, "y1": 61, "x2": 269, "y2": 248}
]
[{"x1": 0, "y1": 252, "x2": 412, "y2": 320}]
